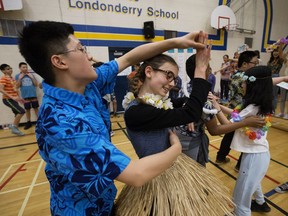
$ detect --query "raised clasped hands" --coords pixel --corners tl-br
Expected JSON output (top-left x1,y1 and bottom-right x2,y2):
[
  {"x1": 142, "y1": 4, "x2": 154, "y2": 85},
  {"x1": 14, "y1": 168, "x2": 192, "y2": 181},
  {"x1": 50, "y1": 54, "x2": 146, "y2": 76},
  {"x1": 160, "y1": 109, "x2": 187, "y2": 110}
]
[
  {"x1": 195, "y1": 32, "x2": 212, "y2": 74},
  {"x1": 181, "y1": 31, "x2": 212, "y2": 80},
  {"x1": 179, "y1": 31, "x2": 210, "y2": 50}
]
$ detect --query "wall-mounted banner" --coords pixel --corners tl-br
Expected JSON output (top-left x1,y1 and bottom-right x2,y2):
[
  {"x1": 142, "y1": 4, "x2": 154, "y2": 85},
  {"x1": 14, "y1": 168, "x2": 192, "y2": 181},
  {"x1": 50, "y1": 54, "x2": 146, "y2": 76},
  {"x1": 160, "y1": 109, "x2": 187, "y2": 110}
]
[{"x1": 68, "y1": 0, "x2": 179, "y2": 19}]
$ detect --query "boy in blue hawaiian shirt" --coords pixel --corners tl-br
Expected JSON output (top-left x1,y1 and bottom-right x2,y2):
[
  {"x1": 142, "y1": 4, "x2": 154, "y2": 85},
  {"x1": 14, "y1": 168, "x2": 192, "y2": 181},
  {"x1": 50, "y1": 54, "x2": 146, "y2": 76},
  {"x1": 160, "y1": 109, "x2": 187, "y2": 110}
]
[{"x1": 18, "y1": 21, "x2": 209, "y2": 215}]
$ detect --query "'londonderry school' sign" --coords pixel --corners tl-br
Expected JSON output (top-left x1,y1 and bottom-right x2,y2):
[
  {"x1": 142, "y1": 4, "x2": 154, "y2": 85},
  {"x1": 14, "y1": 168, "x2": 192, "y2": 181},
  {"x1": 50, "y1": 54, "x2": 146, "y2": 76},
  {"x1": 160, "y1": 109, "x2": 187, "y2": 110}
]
[{"x1": 68, "y1": 0, "x2": 179, "y2": 19}]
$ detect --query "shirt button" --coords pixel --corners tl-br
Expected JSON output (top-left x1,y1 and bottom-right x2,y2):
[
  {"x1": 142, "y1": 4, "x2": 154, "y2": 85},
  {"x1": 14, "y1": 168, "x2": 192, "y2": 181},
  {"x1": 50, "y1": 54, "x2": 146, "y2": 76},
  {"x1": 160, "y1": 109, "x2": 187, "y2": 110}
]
[
  {"x1": 81, "y1": 98, "x2": 89, "y2": 106},
  {"x1": 56, "y1": 101, "x2": 64, "y2": 106}
]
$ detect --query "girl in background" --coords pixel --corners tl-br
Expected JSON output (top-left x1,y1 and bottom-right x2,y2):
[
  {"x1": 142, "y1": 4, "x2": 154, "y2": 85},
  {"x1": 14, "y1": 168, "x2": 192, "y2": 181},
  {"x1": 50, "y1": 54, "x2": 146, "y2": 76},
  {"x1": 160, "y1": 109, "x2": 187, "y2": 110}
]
[
  {"x1": 220, "y1": 54, "x2": 232, "y2": 102},
  {"x1": 275, "y1": 47, "x2": 288, "y2": 119},
  {"x1": 267, "y1": 44, "x2": 284, "y2": 111}
]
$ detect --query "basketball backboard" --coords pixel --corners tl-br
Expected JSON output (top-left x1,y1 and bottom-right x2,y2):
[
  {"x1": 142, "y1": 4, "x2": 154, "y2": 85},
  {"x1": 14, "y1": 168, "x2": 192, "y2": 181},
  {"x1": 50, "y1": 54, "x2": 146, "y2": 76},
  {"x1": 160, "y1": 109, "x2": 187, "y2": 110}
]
[
  {"x1": 0, "y1": 0, "x2": 22, "y2": 11},
  {"x1": 211, "y1": 5, "x2": 237, "y2": 31}
]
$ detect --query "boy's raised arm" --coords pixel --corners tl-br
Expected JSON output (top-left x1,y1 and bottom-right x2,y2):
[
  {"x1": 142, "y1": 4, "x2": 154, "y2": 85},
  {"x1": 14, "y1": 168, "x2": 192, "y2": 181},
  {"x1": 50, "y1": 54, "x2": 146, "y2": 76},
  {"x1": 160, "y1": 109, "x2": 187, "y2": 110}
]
[{"x1": 116, "y1": 31, "x2": 208, "y2": 72}]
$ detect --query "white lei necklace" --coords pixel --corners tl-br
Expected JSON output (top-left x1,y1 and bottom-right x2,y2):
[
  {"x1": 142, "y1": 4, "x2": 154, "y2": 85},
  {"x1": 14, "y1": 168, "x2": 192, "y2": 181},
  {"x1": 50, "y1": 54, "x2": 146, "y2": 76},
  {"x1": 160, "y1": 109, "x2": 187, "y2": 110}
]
[{"x1": 122, "y1": 92, "x2": 173, "y2": 110}]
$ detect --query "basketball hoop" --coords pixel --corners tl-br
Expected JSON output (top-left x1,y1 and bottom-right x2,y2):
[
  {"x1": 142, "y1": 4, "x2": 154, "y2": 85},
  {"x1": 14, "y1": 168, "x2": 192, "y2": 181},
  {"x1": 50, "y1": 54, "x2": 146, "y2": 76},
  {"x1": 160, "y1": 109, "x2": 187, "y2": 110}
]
[
  {"x1": 210, "y1": 5, "x2": 237, "y2": 30},
  {"x1": 224, "y1": 24, "x2": 239, "y2": 31}
]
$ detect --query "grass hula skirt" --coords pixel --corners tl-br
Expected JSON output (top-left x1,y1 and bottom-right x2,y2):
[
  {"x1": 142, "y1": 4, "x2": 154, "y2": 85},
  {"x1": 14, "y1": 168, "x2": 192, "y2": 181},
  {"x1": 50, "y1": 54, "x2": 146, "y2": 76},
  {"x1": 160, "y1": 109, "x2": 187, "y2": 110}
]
[{"x1": 115, "y1": 154, "x2": 234, "y2": 216}]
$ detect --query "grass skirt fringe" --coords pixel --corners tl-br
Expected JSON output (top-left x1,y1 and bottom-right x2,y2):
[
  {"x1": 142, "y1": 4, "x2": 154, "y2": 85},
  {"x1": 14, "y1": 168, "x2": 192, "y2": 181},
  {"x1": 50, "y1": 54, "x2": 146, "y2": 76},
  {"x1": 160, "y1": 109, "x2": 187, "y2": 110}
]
[{"x1": 115, "y1": 154, "x2": 234, "y2": 216}]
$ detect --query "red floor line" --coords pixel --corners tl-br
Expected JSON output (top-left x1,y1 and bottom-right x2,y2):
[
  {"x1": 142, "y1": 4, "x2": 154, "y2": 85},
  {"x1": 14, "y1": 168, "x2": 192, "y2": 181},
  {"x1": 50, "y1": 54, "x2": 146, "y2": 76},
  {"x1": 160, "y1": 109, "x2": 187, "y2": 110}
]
[
  {"x1": 209, "y1": 143, "x2": 239, "y2": 160},
  {"x1": 0, "y1": 149, "x2": 39, "y2": 191},
  {"x1": 209, "y1": 143, "x2": 280, "y2": 185},
  {"x1": 264, "y1": 174, "x2": 280, "y2": 184}
]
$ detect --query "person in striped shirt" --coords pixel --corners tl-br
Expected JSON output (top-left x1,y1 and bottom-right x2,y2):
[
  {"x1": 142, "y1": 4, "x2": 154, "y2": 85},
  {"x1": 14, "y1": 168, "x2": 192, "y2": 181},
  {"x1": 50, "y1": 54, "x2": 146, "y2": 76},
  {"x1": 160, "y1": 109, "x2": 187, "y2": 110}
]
[{"x1": 0, "y1": 64, "x2": 25, "y2": 136}]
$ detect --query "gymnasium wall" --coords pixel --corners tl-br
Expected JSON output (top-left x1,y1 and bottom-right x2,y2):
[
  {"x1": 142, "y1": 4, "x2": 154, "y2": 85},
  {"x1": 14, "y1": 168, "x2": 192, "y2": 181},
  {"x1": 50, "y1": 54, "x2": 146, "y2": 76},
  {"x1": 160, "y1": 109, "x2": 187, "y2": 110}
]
[{"x1": 0, "y1": 0, "x2": 287, "y2": 125}]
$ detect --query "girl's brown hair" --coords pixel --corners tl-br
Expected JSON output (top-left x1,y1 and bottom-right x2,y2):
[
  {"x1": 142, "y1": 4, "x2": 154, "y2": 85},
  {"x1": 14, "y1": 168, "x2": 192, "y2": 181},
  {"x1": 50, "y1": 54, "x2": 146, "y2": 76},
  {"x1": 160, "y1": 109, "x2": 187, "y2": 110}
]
[{"x1": 129, "y1": 54, "x2": 178, "y2": 97}]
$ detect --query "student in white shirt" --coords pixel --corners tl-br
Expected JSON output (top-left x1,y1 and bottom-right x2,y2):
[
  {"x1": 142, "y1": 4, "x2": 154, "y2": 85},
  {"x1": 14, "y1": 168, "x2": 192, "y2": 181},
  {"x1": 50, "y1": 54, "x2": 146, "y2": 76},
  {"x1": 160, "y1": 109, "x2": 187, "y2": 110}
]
[{"x1": 220, "y1": 66, "x2": 273, "y2": 215}]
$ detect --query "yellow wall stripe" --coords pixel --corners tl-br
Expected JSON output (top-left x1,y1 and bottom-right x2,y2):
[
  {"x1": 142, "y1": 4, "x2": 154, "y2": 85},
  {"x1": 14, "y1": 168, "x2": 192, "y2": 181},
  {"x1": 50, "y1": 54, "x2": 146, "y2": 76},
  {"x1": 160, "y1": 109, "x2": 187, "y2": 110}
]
[
  {"x1": 264, "y1": 0, "x2": 271, "y2": 48},
  {"x1": 75, "y1": 32, "x2": 164, "y2": 42}
]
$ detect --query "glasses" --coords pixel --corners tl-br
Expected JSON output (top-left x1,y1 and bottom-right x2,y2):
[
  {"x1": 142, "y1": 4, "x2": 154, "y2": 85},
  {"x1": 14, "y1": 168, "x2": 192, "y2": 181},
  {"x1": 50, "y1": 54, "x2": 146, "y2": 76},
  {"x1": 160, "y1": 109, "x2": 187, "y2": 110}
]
[
  {"x1": 152, "y1": 67, "x2": 177, "y2": 83},
  {"x1": 57, "y1": 45, "x2": 87, "y2": 55}
]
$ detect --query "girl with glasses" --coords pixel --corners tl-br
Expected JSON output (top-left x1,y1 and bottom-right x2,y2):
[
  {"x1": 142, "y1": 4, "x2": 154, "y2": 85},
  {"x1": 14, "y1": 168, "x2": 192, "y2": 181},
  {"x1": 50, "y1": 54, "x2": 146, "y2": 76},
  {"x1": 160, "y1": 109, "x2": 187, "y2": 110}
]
[{"x1": 116, "y1": 50, "x2": 234, "y2": 215}]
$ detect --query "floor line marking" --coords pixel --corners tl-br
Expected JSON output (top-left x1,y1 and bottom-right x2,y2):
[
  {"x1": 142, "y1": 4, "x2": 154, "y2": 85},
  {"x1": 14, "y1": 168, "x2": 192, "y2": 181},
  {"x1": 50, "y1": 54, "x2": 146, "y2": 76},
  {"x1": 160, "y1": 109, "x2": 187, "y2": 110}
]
[
  {"x1": 270, "y1": 158, "x2": 288, "y2": 168},
  {"x1": 209, "y1": 137, "x2": 223, "y2": 143},
  {"x1": 0, "y1": 164, "x2": 13, "y2": 183},
  {"x1": 18, "y1": 160, "x2": 44, "y2": 216},
  {"x1": 0, "y1": 159, "x2": 42, "y2": 183},
  {"x1": 114, "y1": 141, "x2": 131, "y2": 146},
  {"x1": 0, "y1": 149, "x2": 39, "y2": 191},
  {"x1": 0, "y1": 141, "x2": 37, "y2": 150},
  {"x1": 11, "y1": 159, "x2": 42, "y2": 166},
  {"x1": 0, "y1": 181, "x2": 48, "y2": 195},
  {"x1": 265, "y1": 188, "x2": 277, "y2": 197}
]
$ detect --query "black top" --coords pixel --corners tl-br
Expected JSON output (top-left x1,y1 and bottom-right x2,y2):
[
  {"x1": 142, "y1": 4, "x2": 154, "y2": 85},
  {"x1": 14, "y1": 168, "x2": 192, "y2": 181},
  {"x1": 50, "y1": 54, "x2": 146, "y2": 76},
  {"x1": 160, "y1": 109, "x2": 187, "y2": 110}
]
[{"x1": 125, "y1": 78, "x2": 211, "y2": 131}]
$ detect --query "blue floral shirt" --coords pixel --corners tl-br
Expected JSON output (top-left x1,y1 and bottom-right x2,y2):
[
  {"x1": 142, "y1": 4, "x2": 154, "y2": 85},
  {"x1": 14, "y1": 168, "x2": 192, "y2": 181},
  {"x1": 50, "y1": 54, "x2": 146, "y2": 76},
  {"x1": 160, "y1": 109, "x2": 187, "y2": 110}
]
[{"x1": 36, "y1": 60, "x2": 130, "y2": 216}]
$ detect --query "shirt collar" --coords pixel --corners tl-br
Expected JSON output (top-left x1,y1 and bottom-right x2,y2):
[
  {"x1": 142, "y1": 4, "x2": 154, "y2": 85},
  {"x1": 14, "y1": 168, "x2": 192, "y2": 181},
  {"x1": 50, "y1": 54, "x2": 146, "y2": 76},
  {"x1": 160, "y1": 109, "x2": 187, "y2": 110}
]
[{"x1": 42, "y1": 81, "x2": 93, "y2": 109}]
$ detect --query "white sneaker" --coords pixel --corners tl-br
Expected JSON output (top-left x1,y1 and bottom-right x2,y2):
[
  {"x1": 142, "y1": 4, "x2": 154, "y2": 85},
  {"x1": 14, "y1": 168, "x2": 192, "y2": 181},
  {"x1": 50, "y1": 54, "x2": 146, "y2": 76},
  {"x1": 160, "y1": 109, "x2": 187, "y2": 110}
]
[
  {"x1": 275, "y1": 113, "x2": 284, "y2": 118},
  {"x1": 283, "y1": 114, "x2": 288, "y2": 120},
  {"x1": 11, "y1": 126, "x2": 25, "y2": 136},
  {"x1": 275, "y1": 182, "x2": 288, "y2": 193},
  {"x1": 110, "y1": 131, "x2": 115, "y2": 137}
]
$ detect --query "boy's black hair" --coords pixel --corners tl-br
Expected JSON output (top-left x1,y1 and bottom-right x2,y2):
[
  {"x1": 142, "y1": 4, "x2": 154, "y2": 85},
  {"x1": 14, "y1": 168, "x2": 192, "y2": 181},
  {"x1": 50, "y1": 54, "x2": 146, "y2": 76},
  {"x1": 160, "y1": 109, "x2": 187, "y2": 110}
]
[
  {"x1": 92, "y1": 62, "x2": 104, "y2": 68},
  {"x1": 0, "y1": 64, "x2": 9, "y2": 71},
  {"x1": 185, "y1": 54, "x2": 196, "y2": 80},
  {"x1": 254, "y1": 50, "x2": 260, "y2": 59},
  {"x1": 186, "y1": 54, "x2": 210, "y2": 81},
  {"x1": 18, "y1": 21, "x2": 74, "y2": 85},
  {"x1": 237, "y1": 50, "x2": 258, "y2": 68},
  {"x1": 243, "y1": 66, "x2": 273, "y2": 115},
  {"x1": 18, "y1": 62, "x2": 27, "y2": 68}
]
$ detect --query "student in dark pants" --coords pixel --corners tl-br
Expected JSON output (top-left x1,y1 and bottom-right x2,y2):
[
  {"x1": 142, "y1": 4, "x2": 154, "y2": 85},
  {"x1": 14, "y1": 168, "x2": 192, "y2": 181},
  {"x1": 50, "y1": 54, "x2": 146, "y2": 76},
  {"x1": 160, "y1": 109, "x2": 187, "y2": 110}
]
[
  {"x1": 216, "y1": 49, "x2": 288, "y2": 171},
  {"x1": 215, "y1": 51, "x2": 259, "y2": 170}
]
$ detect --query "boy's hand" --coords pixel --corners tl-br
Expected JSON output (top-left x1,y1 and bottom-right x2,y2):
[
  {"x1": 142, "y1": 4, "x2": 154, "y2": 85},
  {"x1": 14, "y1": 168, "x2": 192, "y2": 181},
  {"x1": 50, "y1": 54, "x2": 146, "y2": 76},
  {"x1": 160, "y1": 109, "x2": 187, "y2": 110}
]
[
  {"x1": 12, "y1": 96, "x2": 26, "y2": 104},
  {"x1": 26, "y1": 73, "x2": 33, "y2": 78},
  {"x1": 194, "y1": 37, "x2": 212, "y2": 79},
  {"x1": 168, "y1": 130, "x2": 182, "y2": 154},
  {"x1": 19, "y1": 73, "x2": 25, "y2": 79},
  {"x1": 177, "y1": 31, "x2": 208, "y2": 49},
  {"x1": 186, "y1": 122, "x2": 195, "y2": 132}
]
